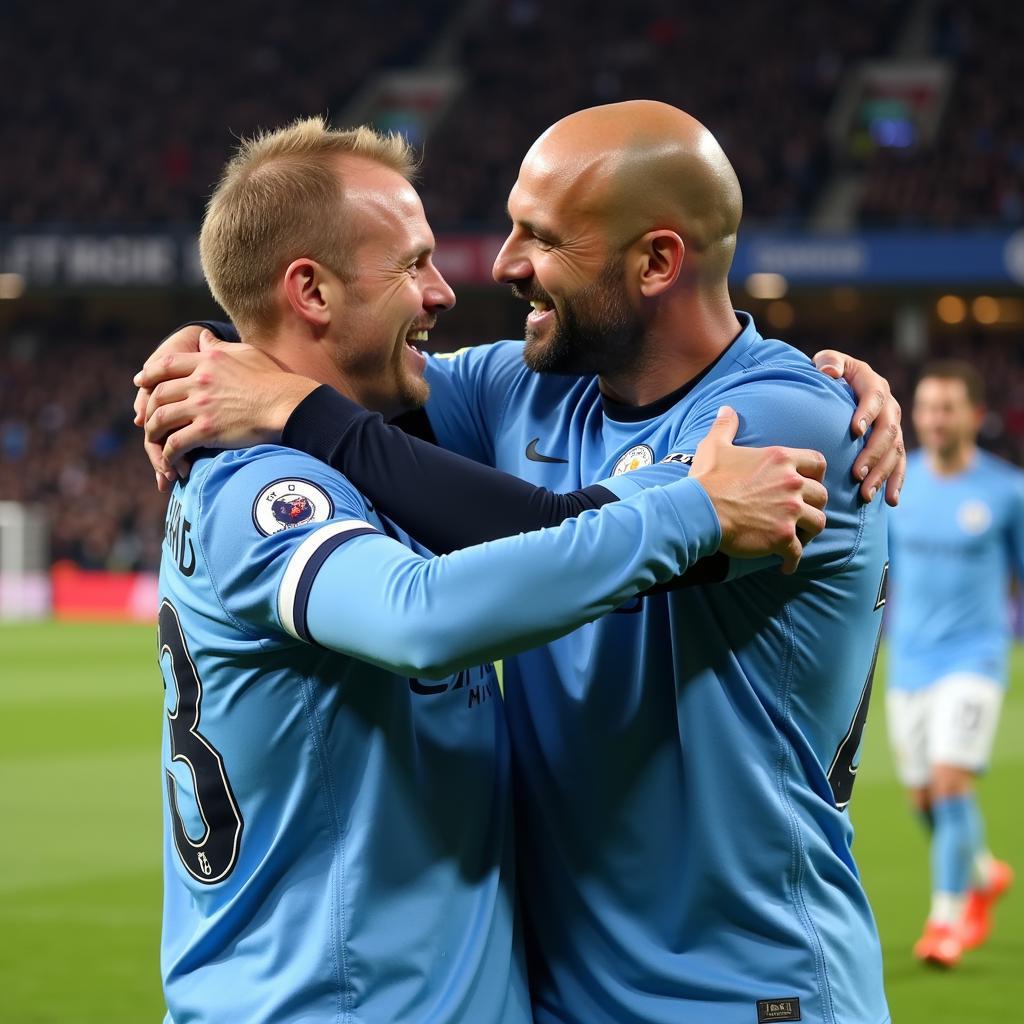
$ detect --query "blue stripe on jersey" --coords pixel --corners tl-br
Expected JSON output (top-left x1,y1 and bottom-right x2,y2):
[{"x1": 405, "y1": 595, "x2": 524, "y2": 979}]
[{"x1": 282, "y1": 522, "x2": 378, "y2": 642}]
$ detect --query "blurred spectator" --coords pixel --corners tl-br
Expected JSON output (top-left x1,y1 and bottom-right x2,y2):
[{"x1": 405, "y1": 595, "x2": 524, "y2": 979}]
[
  {"x1": 2, "y1": 0, "x2": 903, "y2": 229},
  {"x1": 1, "y1": 0, "x2": 448, "y2": 226},
  {"x1": 0, "y1": 323, "x2": 166, "y2": 571},
  {"x1": 4, "y1": 0, "x2": 1018, "y2": 230},
  {"x1": 419, "y1": 0, "x2": 901, "y2": 228},
  {"x1": 3, "y1": 314, "x2": 1024, "y2": 572},
  {"x1": 857, "y1": 3, "x2": 1024, "y2": 227},
  {"x1": 3, "y1": 0, "x2": 1022, "y2": 573},
  {"x1": 786, "y1": 325, "x2": 1024, "y2": 465}
]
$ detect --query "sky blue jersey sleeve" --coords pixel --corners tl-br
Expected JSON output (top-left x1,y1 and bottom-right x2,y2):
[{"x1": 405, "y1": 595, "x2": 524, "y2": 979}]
[
  {"x1": 422, "y1": 341, "x2": 528, "y2": 465},
  {"x1": 296, "y1": 478, "x2": 720, "y2": 679},
  {"x1": 197, "y1": 446, "x2": 720, "y2": 678},
  {"x1": 598, "y1": 368, "x2": 868, "y2": 578},
  {"x1": 194, "y1": 447, "x2": 379, "y2": 644}
]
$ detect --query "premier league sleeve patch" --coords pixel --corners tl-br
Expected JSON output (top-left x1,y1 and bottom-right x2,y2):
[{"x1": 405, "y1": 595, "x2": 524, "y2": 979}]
[{"x1": 252, "y1": 479, "x2": 335, "y2": 536}]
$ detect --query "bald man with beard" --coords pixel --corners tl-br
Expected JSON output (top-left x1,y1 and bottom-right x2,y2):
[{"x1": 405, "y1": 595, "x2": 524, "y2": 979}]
[{"x1": 139, "y1": 102, "x2": 897, "y2": 1023}]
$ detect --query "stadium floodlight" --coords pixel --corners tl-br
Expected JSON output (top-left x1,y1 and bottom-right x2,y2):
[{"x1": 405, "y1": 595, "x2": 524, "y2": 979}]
[
  {"x1": 0, "y1": 501, "x2": 50, "y2": 619},
  {"x1": 745, "y1": 272, "x2": 788, "y2": 300},
  {"x1": 972, "y1": 296, "x2": 1000, "y2": 325},
  {"x1": 936, "y1": 295, "x2": 967, "y2": 325},
  {"x1": 0, "y1": 273, "x2": 25, "y2": 300}
]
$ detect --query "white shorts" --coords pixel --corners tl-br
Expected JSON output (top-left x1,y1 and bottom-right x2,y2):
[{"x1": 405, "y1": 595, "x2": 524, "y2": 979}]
[{"x1": 886, "y1": 673, "x2": 1004, "y2": 788}]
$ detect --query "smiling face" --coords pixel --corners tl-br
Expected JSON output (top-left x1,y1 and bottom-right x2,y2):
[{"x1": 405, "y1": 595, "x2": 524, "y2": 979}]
[
  {"x1": 330, "y1": 159, "x2": 455, "y2": 416},
  {"x1": 509, "y1": 249, "x2": 644, "y2": 376},
  {"x1": 493, "y1": 152, "x2": 645, "y2": 377},
  {"x1": 492, "y1": 103, "x2": 745, "y2": 383}
]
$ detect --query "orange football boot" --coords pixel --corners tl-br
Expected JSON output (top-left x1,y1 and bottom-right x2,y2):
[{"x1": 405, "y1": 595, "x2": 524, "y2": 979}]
[
  {"x1": 961, "y1": 859, "x2": 1014, "y2": 950},
  {"x1": 913, "y1": 921, "x2": 963, "y2": 968}
]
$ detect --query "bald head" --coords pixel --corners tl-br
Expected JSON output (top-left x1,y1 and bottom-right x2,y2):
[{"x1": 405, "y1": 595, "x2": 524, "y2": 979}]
[{"x1": 519, "y1": 101, "x2": 742, "y2": 281}]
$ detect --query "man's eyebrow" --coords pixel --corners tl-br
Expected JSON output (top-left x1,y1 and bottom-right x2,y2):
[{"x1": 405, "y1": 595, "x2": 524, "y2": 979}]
[
  {"x1": 400, "y1": 243, "x2": 434, "y2": 264},
  {"x1": 506, "y1": 207, "x2": 558, "y2": 240}
]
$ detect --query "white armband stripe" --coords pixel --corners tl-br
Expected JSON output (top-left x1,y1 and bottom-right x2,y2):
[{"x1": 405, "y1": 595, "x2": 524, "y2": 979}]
[{"x1": 278, "y1": 520, "x2": 377, "y2": 641}]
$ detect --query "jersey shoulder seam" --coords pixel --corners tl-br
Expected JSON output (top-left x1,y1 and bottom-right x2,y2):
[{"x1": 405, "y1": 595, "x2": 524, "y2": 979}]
[{"x1": 195, "y1": 462, "x2": 291, "y2": 649}]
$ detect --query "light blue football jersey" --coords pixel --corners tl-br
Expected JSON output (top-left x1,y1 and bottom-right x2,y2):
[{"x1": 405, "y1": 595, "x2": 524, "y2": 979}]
[
  {"x1": 887, "y1": 448, "x2": 1024, "y2": 691},
  {"x1": 157, "y1": 443, "x2": 721, "y2": 1023},
  {"x1": 423, "y1": 312, "x2": 891, "y2": 1024}
]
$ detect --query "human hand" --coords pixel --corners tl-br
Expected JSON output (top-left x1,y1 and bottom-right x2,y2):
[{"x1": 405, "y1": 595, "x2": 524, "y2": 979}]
[
  {"x1": 813, "y1": 349, "x2": 904, "y2": 506},
  {"x1": 690, "y1": 406, "x2": 828, "y2": 575},
  {"x1": 133, "y1": 325, "x2": 204, "y2": 491},
  {"x1": 134, "y1": 330, "x2": 318, "y2": 486}
]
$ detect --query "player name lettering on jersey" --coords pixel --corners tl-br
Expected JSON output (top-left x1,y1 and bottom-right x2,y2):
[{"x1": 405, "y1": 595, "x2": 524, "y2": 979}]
[{"x1": 164, "y1": 492, "x2": 196, "y2": 577}]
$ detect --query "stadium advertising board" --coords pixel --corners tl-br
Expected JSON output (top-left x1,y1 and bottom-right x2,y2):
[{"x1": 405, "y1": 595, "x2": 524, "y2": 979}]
[{"x1": 3, "y1": 229, "x2": 1024, "y2": 287}]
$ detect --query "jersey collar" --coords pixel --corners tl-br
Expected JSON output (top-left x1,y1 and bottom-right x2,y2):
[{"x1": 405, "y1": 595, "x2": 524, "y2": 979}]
[{"x1": 600, "y1": 311, "x2": 758, "y2": 423}]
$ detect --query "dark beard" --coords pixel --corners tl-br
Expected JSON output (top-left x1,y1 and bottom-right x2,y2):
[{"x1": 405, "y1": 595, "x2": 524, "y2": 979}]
[{"x1": 521, "y1": 255, "x2": 645, "y2": 377}]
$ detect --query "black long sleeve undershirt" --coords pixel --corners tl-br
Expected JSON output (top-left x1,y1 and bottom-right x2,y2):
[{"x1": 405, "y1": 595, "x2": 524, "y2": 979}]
[
  {"x1": 186, "y1": 319, "x2": 727, "y2": 585},
  {"x1": 282, "y1": 386, "x2": 728, "y2": 586},
  {"x1": 283, "y1": 385, "x2": 620, "y2": 554}
]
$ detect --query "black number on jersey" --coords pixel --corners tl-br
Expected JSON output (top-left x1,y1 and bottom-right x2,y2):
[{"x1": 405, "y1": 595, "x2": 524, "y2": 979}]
[
  {"x1": 159, "y1": 600, "x2": 243, "y2": 884},
  {"x1": 827, "y1": 561, "x2": 888, "y2": 810}
]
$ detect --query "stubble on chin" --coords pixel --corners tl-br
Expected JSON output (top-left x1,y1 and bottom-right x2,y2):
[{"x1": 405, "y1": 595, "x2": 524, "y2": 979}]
[
  {"x1": 522, "y1": 323, "x2": 574, "y2": 374},
  {"x1": 395, "y1": 367, "x2": 430, "y2": 412}
]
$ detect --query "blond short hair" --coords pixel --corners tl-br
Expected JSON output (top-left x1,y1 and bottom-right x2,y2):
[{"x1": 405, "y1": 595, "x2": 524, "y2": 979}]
[{"x1": 199, "y1": 116, "x2": 416, "y2": 334}]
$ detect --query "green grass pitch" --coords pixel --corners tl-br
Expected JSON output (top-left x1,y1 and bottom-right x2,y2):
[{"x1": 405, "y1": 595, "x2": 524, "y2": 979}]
[{"x1": 1, "y1": 621, "x2": 1021, "y2": 1023}]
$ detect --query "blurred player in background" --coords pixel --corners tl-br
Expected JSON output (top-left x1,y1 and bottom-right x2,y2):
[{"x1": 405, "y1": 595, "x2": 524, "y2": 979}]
[
  {"x1": 140, "y1": 101, "x2": 905, "y2": 1024},
  {"x1": 887, "y1": 360, "x2": 1019, "y2": 968},
  {"x1": 152, "y1": 116, "x2": 834, "y2": 1023}
]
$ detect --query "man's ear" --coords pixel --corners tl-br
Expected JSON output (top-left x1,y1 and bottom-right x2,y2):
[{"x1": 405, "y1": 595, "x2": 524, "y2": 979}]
[
  {"x1": 283, "y1": 259, "x2": 334, "y2": 327},
  {"x1": 633, "y1": 230, "x2": 685, "y2": 298}
]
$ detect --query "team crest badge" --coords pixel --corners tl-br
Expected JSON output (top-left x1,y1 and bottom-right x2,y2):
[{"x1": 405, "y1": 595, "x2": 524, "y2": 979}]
[
  {"x1": 252, "y1": 479, "x2": 334, "y2": 536},
  {"x1": 956, "y1": 499, "x2": 992, "y2": 535},
  {"x1": 612, "y1": 444, "x2": 655, "y2": 476}
]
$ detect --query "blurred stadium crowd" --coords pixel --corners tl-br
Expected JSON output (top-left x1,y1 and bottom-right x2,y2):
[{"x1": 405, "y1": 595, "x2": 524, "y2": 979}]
[
  {"x1": 3, "y1": 0, "x2": 1021, "y2": 229},
  {"x1": 5, "y1": 321, "x2": 1024, "y2": 573},
  {"x1": 0, "y1": 321, "x2": 167, "y2": 571},
  {"x1": 859, "y1": 1, "x2": 1024, "y2": 226},
  {"x1": 1, "y1": 0, "x2": 1022, "y2": 573}
]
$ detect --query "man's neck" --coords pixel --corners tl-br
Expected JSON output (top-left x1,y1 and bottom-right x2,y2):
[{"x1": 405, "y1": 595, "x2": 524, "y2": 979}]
[
  {"x1": 261, "y1": 324, "x2": 360, "y2": 404},
  {"x1": 927, "y1": 443, "x2": 976, "y2": 477},
  {"x1": 598, "y1": 299, "x2": 742, "y2": 408}
]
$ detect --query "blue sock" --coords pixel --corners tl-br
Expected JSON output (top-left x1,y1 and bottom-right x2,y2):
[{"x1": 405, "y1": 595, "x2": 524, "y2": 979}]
[{"x1": 931, "y1": 794, "x2": 982, "y2": 897}]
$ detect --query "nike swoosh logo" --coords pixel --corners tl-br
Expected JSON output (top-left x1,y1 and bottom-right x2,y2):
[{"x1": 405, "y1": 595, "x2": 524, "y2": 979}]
[{"x1": 525, "y1": 438, "x2": 569, "y2": 464}]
